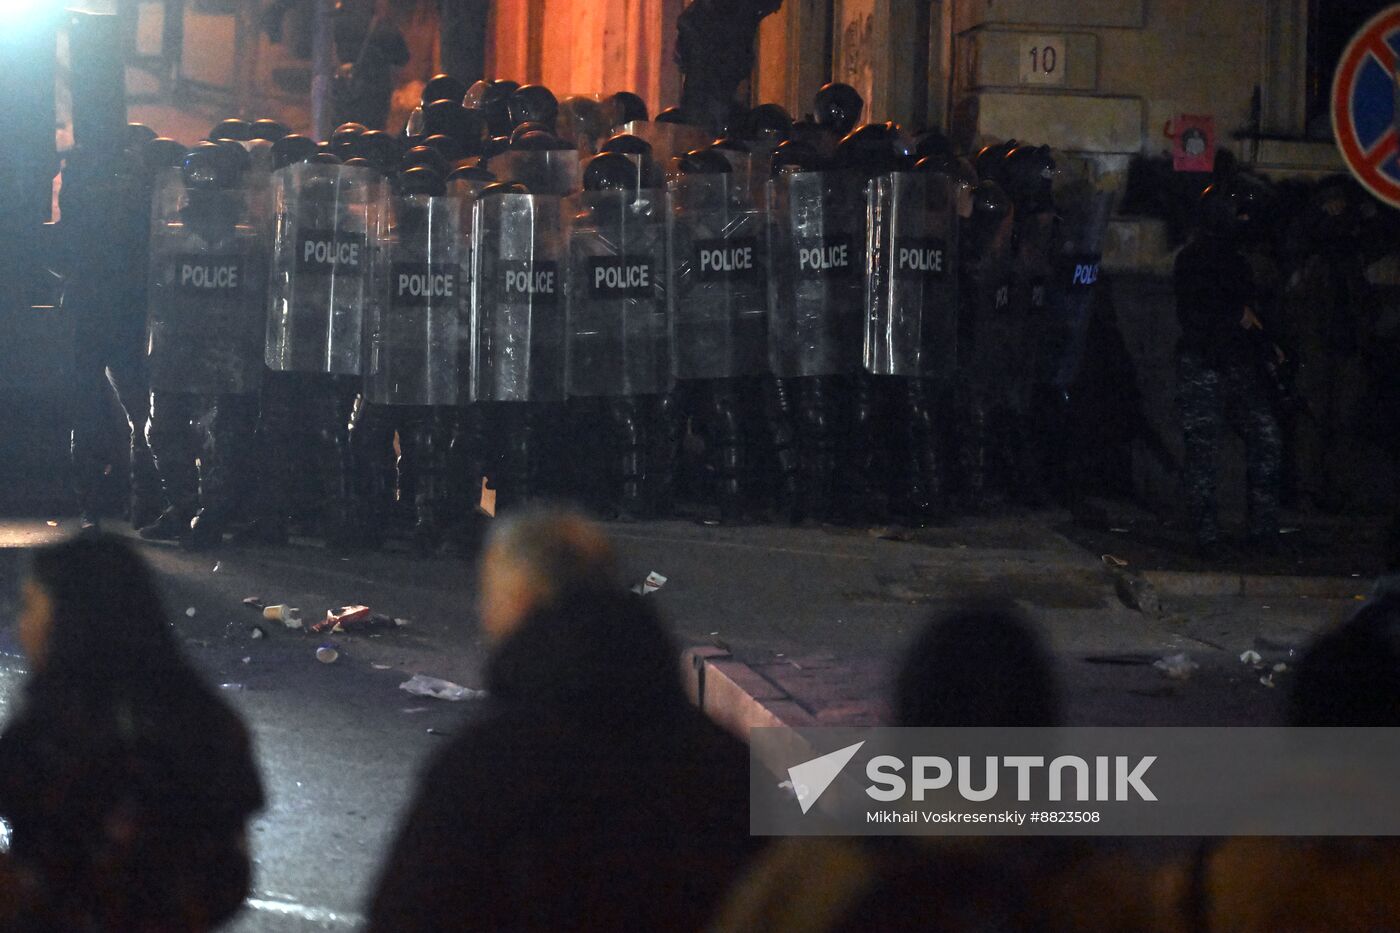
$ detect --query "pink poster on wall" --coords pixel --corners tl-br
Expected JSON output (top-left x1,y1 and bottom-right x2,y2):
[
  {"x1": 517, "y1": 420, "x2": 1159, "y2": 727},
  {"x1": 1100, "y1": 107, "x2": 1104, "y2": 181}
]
[{"x1": 1172, "y1": 114, "x2": 1216, "y2": 172}]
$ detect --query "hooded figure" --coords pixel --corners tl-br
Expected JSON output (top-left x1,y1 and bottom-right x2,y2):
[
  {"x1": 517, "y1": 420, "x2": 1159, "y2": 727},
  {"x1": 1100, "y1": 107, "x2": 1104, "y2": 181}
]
[{"x1": 368, "y1": 510, "x2": 759, "y2": 931}]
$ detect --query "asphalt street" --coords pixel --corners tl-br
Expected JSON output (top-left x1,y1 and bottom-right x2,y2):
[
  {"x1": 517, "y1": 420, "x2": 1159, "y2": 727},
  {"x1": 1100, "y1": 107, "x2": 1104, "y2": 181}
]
[{"x1": 0, "y1": 513, "x2": 1363, "y2": 930}]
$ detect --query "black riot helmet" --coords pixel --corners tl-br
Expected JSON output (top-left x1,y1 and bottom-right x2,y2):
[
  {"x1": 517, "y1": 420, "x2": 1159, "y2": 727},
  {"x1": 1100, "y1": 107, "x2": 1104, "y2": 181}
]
[
  {"x1": 974, "y1": 141, "x2": 1016, "y2": 185},
  {"x1": 182, "y1": 141, "x2": 243, "y2": 190},
  {"x1": 125, "y1": 123, "x2": 158, "y2": 150},
  {"x1": 968, "y1": 179, "x2": 1012, "y2": 252},
  {"x1": 474, "y1": 80, "x2": 516, "y2": 137},
  {"x1": 209, "y1": 118, "x2": 252, "y2": 142},
  {"x1": 741, "y1": 103, "x2": 793, "y2": 144},
  {"x1": 834, "y1": 123, "x2": 905, "y2": 176},
  {"x1": 508, "y1": 85, "x2": 559, "y2": 130},
  {"x1": 711, "y1": 136, "x2": 751, "y2": 155},
  {"x1": 583, "y1": 152, "x2": 640, "y2": 193},
  {"x1": 330, "y1": 122, "x2": 368, "y2": 156},
  {"x1": 211, "y1": 138, "x2": 253, "y2": 177},
  {"x1": 448, "y1": 163, "x2": 495, "y2": 185},
  {"x1": 480, "y1": 180, "x2": 530, "y2": 198},
  {"x1": 343, "y1": 157, "x2": 373, "y2": 169},
  {"x1": 424, "y1": 100, "x2": 485, "y2": 154},
  {"x1": 600, "y1": 133, "x2": 653, "y2": 157},
  {"x1": 913, "y1": 128, "x2": 953, "y2": 161},
  {"x1": 1001, "y1": 144, "x2": 1055, "y2": 213},
  {"x1": 250, "y1": 118, "x2": 291, "y2": 141},
  {"x1": 143, "y1": 137, "x2": 188, "y2": 173},
  {"x1": 1231, "y1": 172, "x2": 1273, "y2": 230},
  {"x1": 422, "y1": 73, "x2": 468, "y2": 106},
  {"x1": 511, "y1": 130, "x2": 562, "y2": 151},
  {"x1": 770, "y1": 139, "x2": 821, "y2": 176},
  {"x1": 358, "y1": 130, "x2": 403, "y2": 174},
  {"x1": 422, "y1": 133, "x2": 464, "y2": 163},
  {"x1": 510, "y1": 122, "x2": 552, "y2": 146},
  {"x1": 1198, "y1": 184, "x2": 1243, "y2": 238},
  {"x1": 401, "y1": 145, "x2": 450, "y2": 176},
  {"x1": 311, "y1": 152, "x2": 343, "y2": 165},
  {"x1": 398, "y1": 165, "x2": 445, "y2": 197},
  {"x1": 655, "y1": 106, "x2": 688, "y2": 125},
  {"x1": 676, "y1": 147, "x2": 733, "y2": 175},
  {"x1": 271, "y1": 134, "x2": 319, "y2": 169},
  {"x1": 607, "y1": 91, "x2": 648, "y2": 127},
  {"x1": 814, "y1": 83, "x2": 864, "y2": 137}
]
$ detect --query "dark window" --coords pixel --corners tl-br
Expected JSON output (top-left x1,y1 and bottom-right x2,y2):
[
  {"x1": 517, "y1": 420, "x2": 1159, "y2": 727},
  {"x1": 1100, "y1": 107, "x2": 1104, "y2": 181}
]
[{"x1": 1308, "y1": 0, "x2": 1392, "y2": 137}]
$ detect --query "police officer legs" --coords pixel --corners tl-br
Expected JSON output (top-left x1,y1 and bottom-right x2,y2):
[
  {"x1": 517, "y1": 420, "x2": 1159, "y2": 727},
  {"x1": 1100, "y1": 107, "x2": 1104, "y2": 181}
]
[{"x1": 1178, "y1": 352, "x2": 1282, "y2": 551}]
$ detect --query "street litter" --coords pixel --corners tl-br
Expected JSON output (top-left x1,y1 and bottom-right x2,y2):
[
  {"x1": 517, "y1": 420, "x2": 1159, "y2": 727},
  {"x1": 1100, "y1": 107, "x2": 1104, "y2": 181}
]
[
  {"x1": 1239, "y1": 650, "x2": 1263, "y2": 666},
  {"x1": 399, "y1": 674, "x2": 486, "y2": 702},
  {"x1": 249, "y1": 625, "x2": 266, "y2": 640},
  {"x1": 242, "y1": 597, "x2": 266, "y2": 611},
  {"x1": 1260, "y1": 673, "x2": 1275, "y2": 688},
  {"x1": 45, "y1": 520, "x2": 57, "y2": 527},
  {"x1": 1153, "y1": 653, "x2": 1199, "y2": 680},
  {"x1": 1110, "y1": 527, "x2": 1129, "y2": 533},
  {"x1": 312, "y1": 607, "x2": 406, "y2": 635},
  {"x1": 1272, "y1": 663, "x2": 1289, "y2": 673},
  {"x1": 402, "y1": 707, "x2": 428, "y2": 714},
  {"x1": 313, "y1": 605, "x2": 371, "y2": 634},
  {"x1": 241, "y1": 657, "x2": 251, "y2": 664},
  {"x1": 315, "y1": 645, "x2": 339, "y2": 664},
  {"x1": 219, "y1": 683, "x2": 244, "y2": 691},
  {"x1": 185, "y1": 607, "x2": 197, "y2": 618},
  {"x1": 263, "y1": 605, "x2": 302, "y2": 629},
  {"x1": 1101, "y1": 554, "x2": 1129, "y2": 568},
  {"x1": 212, "y1": 562, "x2": 221, "y2": 573},
  {"x1": 372, "y1": 663, "x2": 393, "y2": 670},
  {"x1": 631, "y1": 571, "x2": 668, "y2": 596}
]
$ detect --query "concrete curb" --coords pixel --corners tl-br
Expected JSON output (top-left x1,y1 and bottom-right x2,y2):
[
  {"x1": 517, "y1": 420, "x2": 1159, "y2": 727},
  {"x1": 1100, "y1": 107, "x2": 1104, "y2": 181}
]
[
  {"x1": 1141, "y1": 570, "x2": 1369, "y2": 600},
  {"x1": 682, "y1": 646, "x2": 814, "y2": 736}
]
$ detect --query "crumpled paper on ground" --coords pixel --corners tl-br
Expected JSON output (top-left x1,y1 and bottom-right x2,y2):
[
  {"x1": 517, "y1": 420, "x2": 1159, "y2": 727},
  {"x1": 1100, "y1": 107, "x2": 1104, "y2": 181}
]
[{"x1": 399, "y1": 674, "x2": 487, "y2": 702}]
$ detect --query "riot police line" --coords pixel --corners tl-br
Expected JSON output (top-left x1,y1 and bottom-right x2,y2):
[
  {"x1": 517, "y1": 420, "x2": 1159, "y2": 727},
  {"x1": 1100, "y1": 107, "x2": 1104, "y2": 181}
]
[{"x1": 95, "y1": 77, "x2": 1110, "y2": 553}]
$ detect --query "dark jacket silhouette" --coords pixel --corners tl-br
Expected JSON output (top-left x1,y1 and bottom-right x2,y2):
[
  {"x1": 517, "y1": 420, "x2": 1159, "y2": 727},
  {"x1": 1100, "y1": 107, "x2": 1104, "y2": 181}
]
[
  {"x1": 0, "y1": 536, "x2": 263, "y2": 932},
  {"x1": 368, "y1": 588, "x2": 759, "y2": 931}
]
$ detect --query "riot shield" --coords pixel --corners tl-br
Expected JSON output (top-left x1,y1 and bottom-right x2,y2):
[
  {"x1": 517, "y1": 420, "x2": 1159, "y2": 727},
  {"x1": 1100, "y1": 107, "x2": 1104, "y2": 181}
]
[
  {"x1": 1044, "y1": 186, "x2": 1114, "y2": 388},
  {"x1": 766, "y1": 170, "x2": 865, "y2": 378},
  {"x1": 362, "y1": 194, "x2": 464, "y2": 406},
  {"x1": 470, "y1": 193, "x2": 567, "y2": 402},
  {"x1": 863, "y1": 172, "x2": 959, "y2": 378},
  {"x1": 490, "y1": 150, "x2": 581, "y2": 197},
  {"x1": 621, "y1": 121, "x2": 713, "y2": 177},
  {"x1": 563, "y1": 189, "x2": 671, "y2": 397},
  {"x1": 715, "y1": 146, "x2": 764, "y2": 202},
  {"x1": 266, "y1": 163, "x2": 382, "y2": 375},
  {"x1": 146, "y1": 178, "x2": 267, "y2": 396},
  {"x1": 963, "y1": 207, "x2": 1019, "y2": 391},
  {"x1": 666, "y1": 174, "x2": 770, "y2": 380}
]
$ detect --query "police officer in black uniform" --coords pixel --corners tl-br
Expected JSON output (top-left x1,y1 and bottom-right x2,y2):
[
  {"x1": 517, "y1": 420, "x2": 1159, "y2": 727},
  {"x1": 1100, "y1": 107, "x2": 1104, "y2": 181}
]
[
  {"x1": 59, "y1": 136, "x2": 166, "y2": 532},
  {"x1": 1175, "y1": 183, "x2": 1284, "y2": 557},
  {"x1": 140, "y1": 143, "x2": 266, "y2": 547}
]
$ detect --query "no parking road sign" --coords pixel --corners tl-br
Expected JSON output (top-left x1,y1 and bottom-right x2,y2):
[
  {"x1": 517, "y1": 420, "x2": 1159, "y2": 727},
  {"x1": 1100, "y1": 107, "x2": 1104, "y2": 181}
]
[{"x1": 1334, "y1": 5, "x2": 1400, "y2": 208}]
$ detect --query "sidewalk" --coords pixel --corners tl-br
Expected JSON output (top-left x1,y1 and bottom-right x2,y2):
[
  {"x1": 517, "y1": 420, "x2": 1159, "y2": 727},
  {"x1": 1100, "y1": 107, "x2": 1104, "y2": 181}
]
[{"x1": 627, "y1": 513, "x2": 1372, "y2": 735}]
